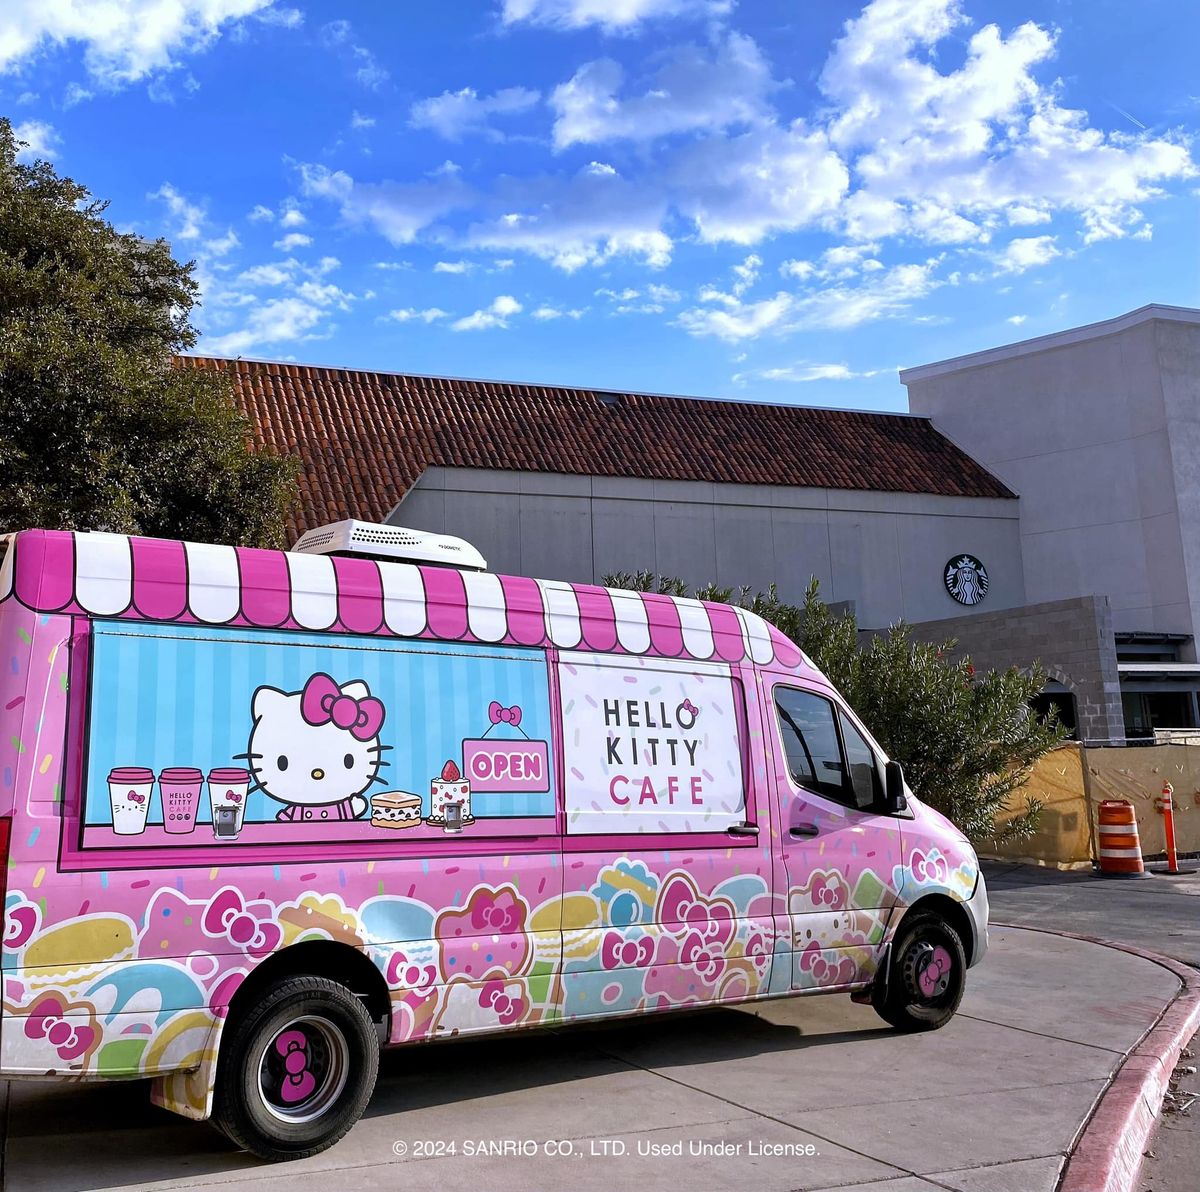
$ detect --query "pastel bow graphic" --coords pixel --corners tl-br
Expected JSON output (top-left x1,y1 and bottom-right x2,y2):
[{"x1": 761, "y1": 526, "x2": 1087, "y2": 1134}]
[
  {"x1": 488, "y1": 701, "x2": 522, "y2": 727},
  {"x1": 126, "y1": 790, "x2": 146, "y2": 804},
  {"x1": 274, "y1": 1029, "x2": 317, "y2": 1104},
  {"x1": 681, "y1": 700, "x2": 698, "y2": 717},
  {"x1": 300, "y1": 673, "x2": 385, "y2": 741}
]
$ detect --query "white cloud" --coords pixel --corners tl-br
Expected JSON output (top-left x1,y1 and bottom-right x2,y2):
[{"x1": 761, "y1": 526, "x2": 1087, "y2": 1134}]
[
  {"x1": 351, "y1": 110, "x2": 375, "y2": 129},
  {"x1": 205, "y1": 256, "x2": 354, "y2": 355},
  {"x1": 551, "y1": 33, "x2": 772, "y2": 149},
  {"x1": 817, "y1": 0, "x2": 1194, "y2": 246},
  {"x1": 372, "y1": 260, "x2": 412, "y2": 271},
  {"x1": 204, "y1": 227, "x2": 240, "y2": 256},
  {"x1": 676, "y1": 291, "x2": 794, "y2": 341},
  {"x1": 452, "y1": 294, "x2": 523, "y2": 331},
  {"x1": 677, "y1": 259, "x2": 943, "y2": 341},
  {"x1": 273, "y1": 231, "x2": 312, "y2": 251},
  {"x1": 462, "y1": 164, "x2": 672, "y2": 270},
  {"x1": 1007, "y1": 314, "x2": 1027, "y2": 325},
  {"x1": 411, "y1": 86, "x2": 539, "y2": 142},
  {"x1": 205, "y1": 297, "x2": 325, "y2": 355},
  {"x1": 433, "y1": 260, "x2": 473, "y2": 274},
  {"x1": 668, "y1": 123, "x2": 849, "y2": 245},
  {"x1": 499, "y1": 0, "x2": 731, "y2": 33},
  {"x1": 319, "y1": 19, "x2": 388, "y2": 90},
  {"x1": 532, "y1": 305, "x2": 585, "y2": 320},
  {"x1": 149, "y1": 182, "x2": 204, "y2": 240},
  {"x1": 255, "y1": 6, "x2": 303, "y2": 28},
  {"x1": 299, "y1": 161, "x2": 471, "y2": 246},
  {"x1": 385, "y1": 307, "x2": 448, "y2": 324},
  {"x1": 735, "y1": 362, "x2": 887, "y2": 384},
  {"x1": 0, "y1": 0, "x2": 277, "y2": 86},
  {"x1": 731, "y1": 253, "x2": 760, "y2": 294},
  {"x1": 278, "y1": 199, "x2": 306, "y2": 227},
  {"x1": 247, "y1": 203, "x2": 274, "y2": 222},
  {"x1": 994, "y1": 234, "x2": 1059, "y2": 274},
  {"x1": 12, "y1": 119, "x2": 59, "y2": 162},
  {"x1": 237, "y1": 259, "x2": 297, "y2": 287}
]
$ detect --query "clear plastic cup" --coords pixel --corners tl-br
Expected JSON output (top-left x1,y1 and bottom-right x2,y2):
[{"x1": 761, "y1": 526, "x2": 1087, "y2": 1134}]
[
  {"x1": 159, "y1": 767, "x2": 203, "y2": 835},
  {"x1": 207, "y1": 768, "x2": 251, "y2": 839},
  {"x1": 108, "y1": 767, "x2": 153, "y2": 836}
]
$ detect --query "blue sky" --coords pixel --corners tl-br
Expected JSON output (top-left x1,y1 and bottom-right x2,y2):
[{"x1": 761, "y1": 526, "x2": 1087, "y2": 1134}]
[{"x1": 3, "y1": 0, "x2": 1198, "y2": 412}]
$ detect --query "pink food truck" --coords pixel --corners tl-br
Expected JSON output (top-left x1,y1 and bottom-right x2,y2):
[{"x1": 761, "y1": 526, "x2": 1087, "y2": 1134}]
[{"x1": 0, "y1": 521, "x2": 987, "y2": 1160}]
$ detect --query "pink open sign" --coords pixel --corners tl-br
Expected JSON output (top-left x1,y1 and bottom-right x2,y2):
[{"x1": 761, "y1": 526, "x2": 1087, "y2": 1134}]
[{"x1": 462, "y1": 738, "x2": 551, "y2": 793}]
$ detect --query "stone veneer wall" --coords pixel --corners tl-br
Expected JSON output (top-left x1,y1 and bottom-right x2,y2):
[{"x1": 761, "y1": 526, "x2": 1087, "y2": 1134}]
[{"x1": 906, "y1": 595, "x2": 1125, "y2": 743}]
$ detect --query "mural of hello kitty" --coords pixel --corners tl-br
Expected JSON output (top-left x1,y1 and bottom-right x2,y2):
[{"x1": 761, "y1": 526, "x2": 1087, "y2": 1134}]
[{"x1": 247, "y1": 673, "x2": 387, "y2": 823}]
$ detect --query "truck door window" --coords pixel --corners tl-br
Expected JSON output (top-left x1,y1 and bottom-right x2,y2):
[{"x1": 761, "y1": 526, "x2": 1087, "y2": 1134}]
[
  {"x1": 774, "y1": 687, "x2": 880, "y2": 811},
  {"x1": 840, "y1": 716, "x2": 882, "y2": 810},
  {"x1": 774, "y1": 688, "x2": 846, "y2": 802}
]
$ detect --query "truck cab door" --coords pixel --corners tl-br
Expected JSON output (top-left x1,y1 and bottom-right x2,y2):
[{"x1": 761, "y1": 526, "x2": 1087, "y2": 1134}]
[{"x1": 765, "y1": 681, "x2": 903, "y2": 992}]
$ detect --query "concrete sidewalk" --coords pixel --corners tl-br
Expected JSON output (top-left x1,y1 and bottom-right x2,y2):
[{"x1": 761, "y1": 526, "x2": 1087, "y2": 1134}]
[{"x1": 0, "y1": 926, "x2": 1183, "y2": 1192}]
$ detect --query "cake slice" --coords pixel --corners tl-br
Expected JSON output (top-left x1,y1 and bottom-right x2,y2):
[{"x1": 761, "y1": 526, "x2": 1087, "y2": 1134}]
[{"x1": 370, "y1": 790, "x2": 423, "y2": 829}]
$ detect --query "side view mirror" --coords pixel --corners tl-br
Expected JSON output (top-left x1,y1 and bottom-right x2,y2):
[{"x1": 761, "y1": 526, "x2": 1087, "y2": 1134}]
[{"x1": 883, "y1": 760, "x2": 908, "y2": 815}]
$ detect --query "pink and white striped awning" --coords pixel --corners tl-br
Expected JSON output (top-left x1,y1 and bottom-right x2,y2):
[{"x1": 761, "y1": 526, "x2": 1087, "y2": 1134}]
[{"x1": 1, "y1": 530, "x2": 809, "y2": 670}]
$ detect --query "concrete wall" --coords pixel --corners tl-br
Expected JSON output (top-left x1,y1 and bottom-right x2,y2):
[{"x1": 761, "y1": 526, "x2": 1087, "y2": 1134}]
[
  {"x1": 390, "y1": 467, "x2": 1025, "y2": 629},
  {"x1": 905, "y1": 311, "x2": 1200, "y2": 645},
  {"x1": 1159, "y1": 320, "x2": 1200, "y2": 663},
  {"x1": 906, "y1": 595, "x2": 1125, "y2": 743}
]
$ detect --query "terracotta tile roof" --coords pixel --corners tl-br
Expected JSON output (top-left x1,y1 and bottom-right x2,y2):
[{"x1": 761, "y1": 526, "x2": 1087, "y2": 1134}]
[{"x1": 181, "y1": 355, "x2": 1015, "y2": 539}]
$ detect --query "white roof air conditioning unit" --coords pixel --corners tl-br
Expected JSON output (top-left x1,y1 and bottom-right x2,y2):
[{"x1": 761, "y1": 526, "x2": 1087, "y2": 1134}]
[{"x1": 291, "y1": 520, "x2": 487, "y2": 572}]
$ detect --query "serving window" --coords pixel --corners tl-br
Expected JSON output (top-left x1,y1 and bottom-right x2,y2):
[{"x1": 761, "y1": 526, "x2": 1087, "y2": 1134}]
[{"x1": 557, "y1": 650, "x2": 748, "y2": 835}]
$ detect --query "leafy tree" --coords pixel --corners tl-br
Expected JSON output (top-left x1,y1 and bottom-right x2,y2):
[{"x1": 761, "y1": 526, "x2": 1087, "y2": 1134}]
[
  {"x1": 0, "y1": 118, "x2": 296, "y2": 547},
  {"x1": 603, "y1": 572, "x2": 1064, "y2": 843}
]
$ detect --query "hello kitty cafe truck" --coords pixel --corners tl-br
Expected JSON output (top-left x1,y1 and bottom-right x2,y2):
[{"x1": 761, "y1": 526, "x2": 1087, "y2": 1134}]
[{"x1": 0, "y1": 521, "x2": 987, "y2": 1161}]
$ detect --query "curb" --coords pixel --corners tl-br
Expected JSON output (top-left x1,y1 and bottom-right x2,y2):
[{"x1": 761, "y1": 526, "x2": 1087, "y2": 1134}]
[{"x1": 993, "y1": 922, "x2": 1200, "y2": 1192}]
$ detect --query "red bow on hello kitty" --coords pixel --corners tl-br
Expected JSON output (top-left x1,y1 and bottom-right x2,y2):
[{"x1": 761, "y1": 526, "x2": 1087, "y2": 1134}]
[{"x1": 300, "y1": 673, "x2": 385, "y2": 740}]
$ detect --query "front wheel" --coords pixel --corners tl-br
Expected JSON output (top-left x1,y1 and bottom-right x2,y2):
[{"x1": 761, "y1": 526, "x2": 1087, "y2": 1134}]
[
  {"x1": 213, "y1": 975, "x2": 380, "y2": 1161},
  {"x1": 871, "y1": 913, "x2": 966, "y2": 1032}
]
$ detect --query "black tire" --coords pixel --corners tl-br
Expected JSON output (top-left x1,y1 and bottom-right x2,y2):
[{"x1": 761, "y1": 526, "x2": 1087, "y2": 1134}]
[
  {"x1": 213, "y1": 975, "x2": 380, "y2": 1161},
  {"x1": 871, "y1": 912, "x2": 966, "y2": 1032}
]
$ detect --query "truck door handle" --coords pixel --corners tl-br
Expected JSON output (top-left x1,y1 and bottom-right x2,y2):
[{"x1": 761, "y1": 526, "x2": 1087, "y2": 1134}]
[
  {"x1": 727, "y1": 822, "x2": 760, "y2": 837},
  {"x1": 789, "y1": 823, "x2": 820, "y2": 838}
]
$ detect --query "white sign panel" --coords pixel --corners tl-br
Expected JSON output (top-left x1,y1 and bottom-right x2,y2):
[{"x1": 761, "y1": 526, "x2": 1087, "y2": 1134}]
[{"x1": 558, "y1": 651, "x2": 746, "y2": 834}]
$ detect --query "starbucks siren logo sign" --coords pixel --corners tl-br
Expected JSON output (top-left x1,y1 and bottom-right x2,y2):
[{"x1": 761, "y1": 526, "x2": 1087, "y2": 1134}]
[{"x1": 944, "y1": 555, "x2": 989, "y2": 605}]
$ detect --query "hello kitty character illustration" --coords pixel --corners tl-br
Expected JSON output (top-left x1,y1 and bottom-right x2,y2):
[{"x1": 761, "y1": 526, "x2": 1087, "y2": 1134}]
[{"x1": 246, "y1": 673, "x2": 389, "y2": 823}]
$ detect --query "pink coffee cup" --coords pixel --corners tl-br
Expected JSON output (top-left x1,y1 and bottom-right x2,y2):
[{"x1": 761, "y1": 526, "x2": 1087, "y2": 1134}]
[
  {"x1": 159, "y1": 767, "x2": 203, "y2": 835},
  {"x1": 208, "y1": 767, "x2": 251, "y2": 838},
  {"x1": 107, "y1": 766, "x2": 154, "y2": 836}
]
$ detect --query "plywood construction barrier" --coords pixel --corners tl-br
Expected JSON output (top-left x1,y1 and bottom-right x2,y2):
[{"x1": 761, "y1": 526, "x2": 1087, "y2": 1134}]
[
  {"x1": 985, "y1": 743, "x2": 1092, "y2": 869},
  {"x1": 1084, "y1": 744, "x2": 1200, "y2": 858}
]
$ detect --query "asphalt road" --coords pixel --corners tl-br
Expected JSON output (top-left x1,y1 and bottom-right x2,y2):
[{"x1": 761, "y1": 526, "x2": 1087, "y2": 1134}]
[{"x1": 984, "y1": 859, "x2": 1200, "y2": 967}]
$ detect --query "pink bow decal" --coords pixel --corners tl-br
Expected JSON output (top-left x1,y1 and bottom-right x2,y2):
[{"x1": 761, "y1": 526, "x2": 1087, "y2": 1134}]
[
  {"x1": 126, "y1": 791, "x2": 145, "y2": 804},
  {"x1": 274, "y1": 1029, "x2": 317, "y2": 1104},
  {"x1": 488, "y1": 701, "x2": 522, "y2": 727},
  {"x1": 300, "y1": 673, "x2": 385, "y2": 740},
  {"x1": 225, "y1": 790, "x2": 243, "y2": 804}
]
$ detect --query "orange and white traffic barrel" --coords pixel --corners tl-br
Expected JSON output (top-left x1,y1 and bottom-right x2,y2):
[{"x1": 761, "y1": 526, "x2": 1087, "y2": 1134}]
[{"x1": 1097, "y1": 800, "x2": 1145, "y2": 877}]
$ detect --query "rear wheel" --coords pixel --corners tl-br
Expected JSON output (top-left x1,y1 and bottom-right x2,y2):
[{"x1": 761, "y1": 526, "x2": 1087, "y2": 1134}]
[
  {"x1": 871, "y1": 912, "x2": 966, "y2": 1032},
  {"x1": 213, "y1": 975, "x2": 380, "y2": 1161}
]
